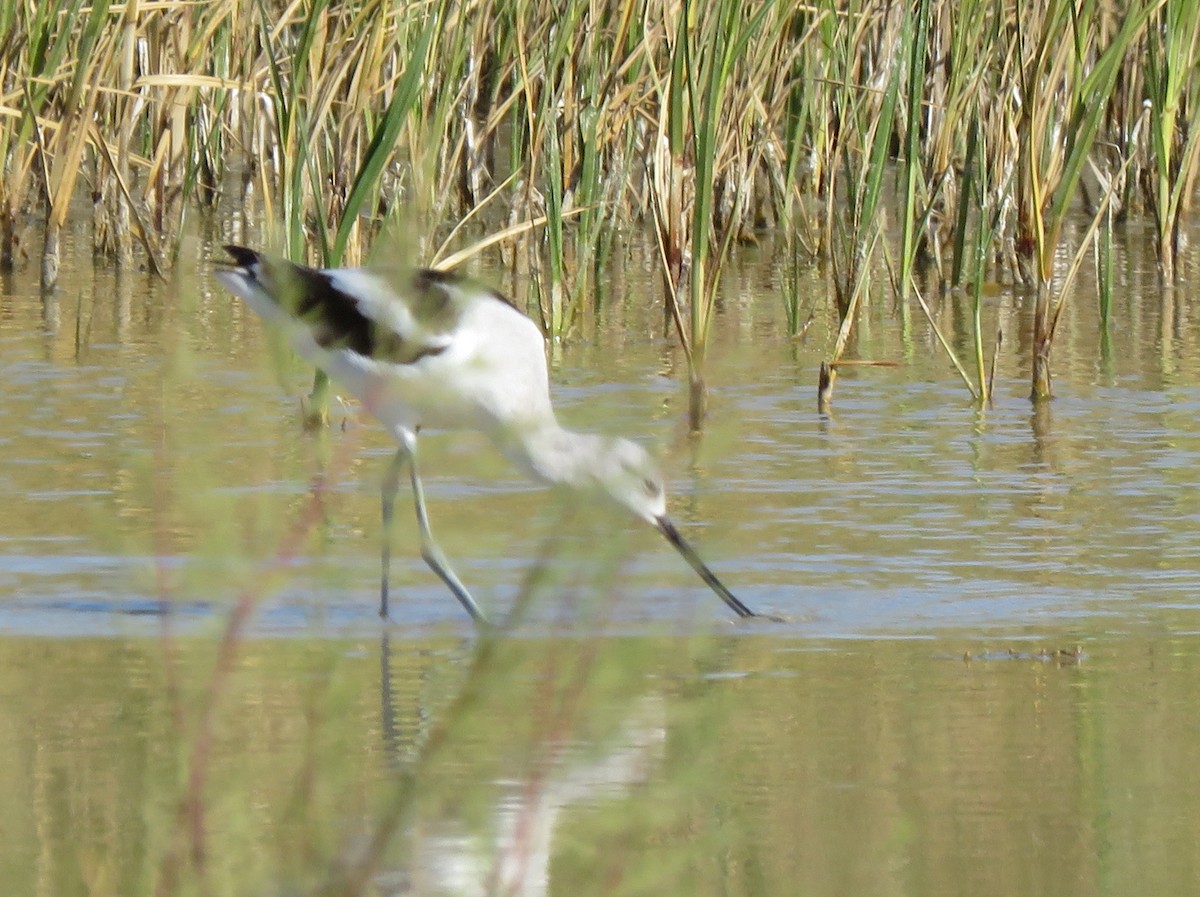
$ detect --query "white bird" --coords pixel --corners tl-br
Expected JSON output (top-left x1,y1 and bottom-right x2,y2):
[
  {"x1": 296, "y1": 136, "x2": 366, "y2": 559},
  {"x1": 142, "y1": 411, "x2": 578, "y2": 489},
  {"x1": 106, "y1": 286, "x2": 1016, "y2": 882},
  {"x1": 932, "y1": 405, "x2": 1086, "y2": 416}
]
[{"x1": 214, "y1": 245, "x2": 760, "y2": 625}]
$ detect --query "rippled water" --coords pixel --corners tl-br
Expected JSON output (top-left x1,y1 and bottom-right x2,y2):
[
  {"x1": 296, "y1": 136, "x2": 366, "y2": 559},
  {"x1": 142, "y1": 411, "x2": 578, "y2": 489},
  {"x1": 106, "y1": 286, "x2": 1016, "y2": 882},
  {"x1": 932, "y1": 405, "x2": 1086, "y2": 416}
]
[{"x1": 2, "y1": 217, "x2": 1200, "y2": 895}]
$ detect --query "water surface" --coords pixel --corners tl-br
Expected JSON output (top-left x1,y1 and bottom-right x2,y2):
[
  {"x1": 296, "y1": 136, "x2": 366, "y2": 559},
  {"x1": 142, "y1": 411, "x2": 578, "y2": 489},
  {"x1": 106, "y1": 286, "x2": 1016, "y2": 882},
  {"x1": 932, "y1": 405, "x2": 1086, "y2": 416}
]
[{"x1": 2, "y1": 219, "x2": 1199, "y2": 895}]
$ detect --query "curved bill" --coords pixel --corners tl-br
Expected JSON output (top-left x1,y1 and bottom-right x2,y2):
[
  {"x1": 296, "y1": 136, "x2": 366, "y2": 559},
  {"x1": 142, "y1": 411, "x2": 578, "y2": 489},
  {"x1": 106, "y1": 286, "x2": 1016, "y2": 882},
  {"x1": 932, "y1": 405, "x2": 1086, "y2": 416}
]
[{"x1": 656, "y1": 516, "x2": 758, "y2": 618}]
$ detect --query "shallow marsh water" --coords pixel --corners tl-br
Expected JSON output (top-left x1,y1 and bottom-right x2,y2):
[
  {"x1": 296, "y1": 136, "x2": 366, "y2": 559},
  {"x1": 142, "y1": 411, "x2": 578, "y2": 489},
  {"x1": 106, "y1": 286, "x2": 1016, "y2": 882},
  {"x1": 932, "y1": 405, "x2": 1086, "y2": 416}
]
[{"x1": 2, "y1": 217, "x2": 1200, "y2": 895}]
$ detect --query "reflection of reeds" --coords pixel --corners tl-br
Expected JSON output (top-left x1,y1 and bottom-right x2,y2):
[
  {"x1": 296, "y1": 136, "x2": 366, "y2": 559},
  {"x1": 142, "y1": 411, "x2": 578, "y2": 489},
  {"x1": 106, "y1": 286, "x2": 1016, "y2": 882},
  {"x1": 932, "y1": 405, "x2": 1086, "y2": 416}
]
[{"x1": 3, "y1": 2, "x2": 1199, "y2": 404}]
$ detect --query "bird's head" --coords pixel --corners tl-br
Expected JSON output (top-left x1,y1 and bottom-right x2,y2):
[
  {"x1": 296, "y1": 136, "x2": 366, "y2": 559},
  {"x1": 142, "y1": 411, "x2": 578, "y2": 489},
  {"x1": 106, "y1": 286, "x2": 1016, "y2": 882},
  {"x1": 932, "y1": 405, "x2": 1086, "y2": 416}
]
[{"x1": 592, "y1": 437, "x2": 669, "y2": 524}]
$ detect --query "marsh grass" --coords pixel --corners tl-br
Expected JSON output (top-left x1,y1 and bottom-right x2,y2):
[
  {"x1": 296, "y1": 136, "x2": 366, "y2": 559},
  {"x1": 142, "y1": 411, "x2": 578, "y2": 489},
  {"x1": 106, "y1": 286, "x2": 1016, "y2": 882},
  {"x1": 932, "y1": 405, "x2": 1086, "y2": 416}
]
[
  {"x1": 4, "y1": 1, "x2": 1200, "y2": 409},
  {"x1": 1144, "y1": 0, "x2": 1200, "y2": 281}
]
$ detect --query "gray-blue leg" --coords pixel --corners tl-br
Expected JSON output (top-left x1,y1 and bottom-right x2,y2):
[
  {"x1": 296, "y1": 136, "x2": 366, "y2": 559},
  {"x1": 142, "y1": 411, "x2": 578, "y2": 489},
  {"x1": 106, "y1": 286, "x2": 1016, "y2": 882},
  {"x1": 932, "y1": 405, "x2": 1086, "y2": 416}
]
[
  {"x1": 380, "y1": 436, "x2": 487, "y2": 626},
  {"x1": 408, "y1": 449, "x2": 488, "y2": 625}
]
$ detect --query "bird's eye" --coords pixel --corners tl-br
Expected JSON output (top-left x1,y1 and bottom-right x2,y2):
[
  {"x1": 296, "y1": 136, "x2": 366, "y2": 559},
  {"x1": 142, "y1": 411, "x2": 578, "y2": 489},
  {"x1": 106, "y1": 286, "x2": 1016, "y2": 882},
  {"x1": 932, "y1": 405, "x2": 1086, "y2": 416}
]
[{"x1": 643, "y1": 478, "x2": 661, "y2": 497}]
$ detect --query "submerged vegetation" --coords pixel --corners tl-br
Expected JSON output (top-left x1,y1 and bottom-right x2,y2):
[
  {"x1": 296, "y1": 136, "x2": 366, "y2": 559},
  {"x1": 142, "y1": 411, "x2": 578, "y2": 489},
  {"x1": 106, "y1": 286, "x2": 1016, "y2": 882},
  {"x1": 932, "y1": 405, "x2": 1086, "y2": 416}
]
[{"x1": 2, "y1": 0, "x2": 1199, "y2": 410}]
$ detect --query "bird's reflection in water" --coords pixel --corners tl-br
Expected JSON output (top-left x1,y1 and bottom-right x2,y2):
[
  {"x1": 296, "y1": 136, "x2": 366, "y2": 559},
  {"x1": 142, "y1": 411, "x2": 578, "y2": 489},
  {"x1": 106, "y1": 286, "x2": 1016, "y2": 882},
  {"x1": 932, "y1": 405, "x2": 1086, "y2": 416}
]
[{"x1": 375, "y1": 637, "x2": 663, "y2": 897}]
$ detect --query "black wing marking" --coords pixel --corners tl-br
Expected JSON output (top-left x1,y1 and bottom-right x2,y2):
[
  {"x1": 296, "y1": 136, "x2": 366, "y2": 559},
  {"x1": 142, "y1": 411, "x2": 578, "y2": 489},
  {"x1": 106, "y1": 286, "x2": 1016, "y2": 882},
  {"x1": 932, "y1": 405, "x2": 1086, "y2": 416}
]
[
  {"x1": 413, "y1": 267, "x2": 521, "y2": 314},
  {"x1": 223, "y1": 245, "x2": 447, "y2": 364}
]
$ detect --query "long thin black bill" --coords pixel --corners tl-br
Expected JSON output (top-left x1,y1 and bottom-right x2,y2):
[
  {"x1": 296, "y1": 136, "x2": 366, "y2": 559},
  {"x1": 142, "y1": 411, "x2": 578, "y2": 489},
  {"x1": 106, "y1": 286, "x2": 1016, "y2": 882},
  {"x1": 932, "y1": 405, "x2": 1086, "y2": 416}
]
[{"x1": 656, "y1": 516, "x2": 757, "y2": 619}]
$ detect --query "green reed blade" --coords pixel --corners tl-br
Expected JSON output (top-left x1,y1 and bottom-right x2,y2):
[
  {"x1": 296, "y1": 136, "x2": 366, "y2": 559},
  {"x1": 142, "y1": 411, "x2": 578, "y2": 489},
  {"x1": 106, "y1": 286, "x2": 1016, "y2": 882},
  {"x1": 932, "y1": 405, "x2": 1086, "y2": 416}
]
[
  {"x1": 951, "y1": 116, "x2": 979, "y2": 288},
  {"x1": 546, "y1": 120, "x2": 565, "y2": 336},
  {"x1": 332, "y1": 5, "x2": 438, "y2": 266},
  {"x1": 898, "y1": 0, "x2": 930, "y2": 299}
]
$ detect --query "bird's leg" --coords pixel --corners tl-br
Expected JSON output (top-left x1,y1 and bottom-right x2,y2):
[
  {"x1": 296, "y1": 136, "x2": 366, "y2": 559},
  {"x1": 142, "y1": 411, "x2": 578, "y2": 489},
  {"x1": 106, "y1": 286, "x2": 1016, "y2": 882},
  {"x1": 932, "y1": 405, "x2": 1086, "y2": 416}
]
[
  {"x1": 380, "y1": 445, "x2": 410, "y2": 619},
  {"x1": 404, "y1": 437, "x2": 489, "y2": 627}
]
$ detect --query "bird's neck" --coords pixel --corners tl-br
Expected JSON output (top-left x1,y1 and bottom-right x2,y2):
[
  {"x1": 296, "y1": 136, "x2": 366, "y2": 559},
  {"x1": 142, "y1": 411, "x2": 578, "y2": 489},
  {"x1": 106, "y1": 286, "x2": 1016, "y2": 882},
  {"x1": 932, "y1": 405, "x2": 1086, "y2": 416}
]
[{"x1": 497, "y1": 418, "x2": 602, "y2": 488}]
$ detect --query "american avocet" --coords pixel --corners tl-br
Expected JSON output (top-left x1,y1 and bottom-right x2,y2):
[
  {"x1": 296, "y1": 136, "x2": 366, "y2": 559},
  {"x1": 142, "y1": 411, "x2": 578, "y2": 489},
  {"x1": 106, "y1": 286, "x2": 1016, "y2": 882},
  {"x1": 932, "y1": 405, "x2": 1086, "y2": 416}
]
[{"x1": 215, "y1": 245, "x2": 760, "y2": 625}]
